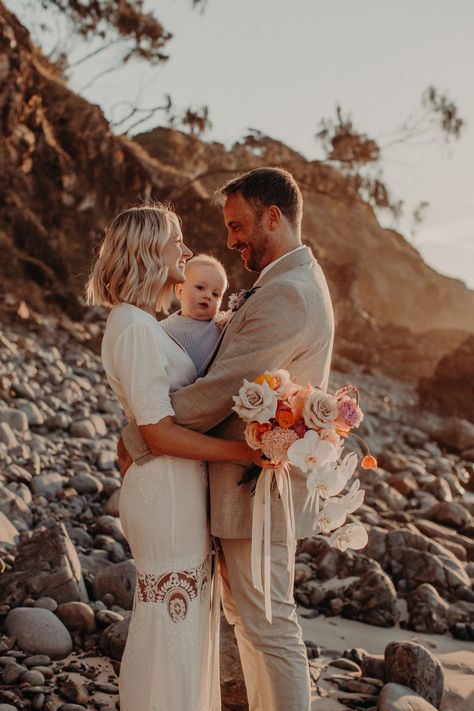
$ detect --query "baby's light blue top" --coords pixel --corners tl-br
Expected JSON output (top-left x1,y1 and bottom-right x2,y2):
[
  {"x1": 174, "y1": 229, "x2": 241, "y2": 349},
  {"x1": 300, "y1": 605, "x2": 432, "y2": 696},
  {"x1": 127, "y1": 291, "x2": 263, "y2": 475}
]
[{"x1": 160, "y1": 311, "x2": 221, "y2": 377}]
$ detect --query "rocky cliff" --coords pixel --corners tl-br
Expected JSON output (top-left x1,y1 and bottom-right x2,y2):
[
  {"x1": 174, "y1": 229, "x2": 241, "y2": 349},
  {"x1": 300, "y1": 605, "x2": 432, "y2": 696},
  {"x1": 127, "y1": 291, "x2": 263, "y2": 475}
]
[{"x1": 1, "y1": 1, "x2": 473, "y2": 386}]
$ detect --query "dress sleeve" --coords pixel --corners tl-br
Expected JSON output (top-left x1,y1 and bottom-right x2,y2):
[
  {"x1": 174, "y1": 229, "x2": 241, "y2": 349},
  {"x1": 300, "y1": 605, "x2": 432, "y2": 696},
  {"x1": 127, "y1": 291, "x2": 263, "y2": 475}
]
[{"x1": 113, "y1": 322, "x2": 175, "y2": 426}]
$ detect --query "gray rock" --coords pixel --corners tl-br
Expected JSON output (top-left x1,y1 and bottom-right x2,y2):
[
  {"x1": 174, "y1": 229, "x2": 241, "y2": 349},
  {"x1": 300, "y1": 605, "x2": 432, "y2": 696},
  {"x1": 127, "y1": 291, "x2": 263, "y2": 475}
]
[
  {"x1": 0, "y1": 705, "x2": 20, "y2": 711},
  {"x1": 384, "y1": 641, "x2": 444, "y2": 708},
  {"x1": 0, "y1": 422, "x2": 18, "y2": 448},
  {"x1": 16, "y1": 401, "x2": 44, "y2": 427},
  {"x1": 1, "y1": 661, "x2": 27, "y2": 683},
  {"x1": 99, "y1": 617, "x2": 130, "y2": 660},
  {"x1": 0, "y1": 512, "x2": 19, "y2": 545},
  {"x1": 4, "y1": 464, "x2": 32, "y2": 485},
  {"x1": 31, "y1": 472, "x2": 66, "y2": 497},
  {"x1": 70, "y1": 472, "x2": 103, "y2": 495},
  {"x1": 378, "y1": 682, "x2": 438, "y2": 710},
  {"x1": 96, "y1": 450, "x2": 117, "y2": 471},
  {"x1": 5, "y1": 607, "x2": 73, "y2": 659},
  {"x1": 103, "y1": 489, "x2": 120, "y2": 517},
  {"x1": 90, "y1": 414, "x2": 107, "y2": 435},
  {"x1": 95, "y1": 515, "x2": 126, "y2": 545},
  {"x1": 20, "y1": 669, "x2": 45, "y2": 685},
  {"x1": 70, "y1": 419, "x2": 96, "y2": 438},
  {"x1": 45, "y1": 413, "x2": 72, "y2": 430},
  {"x1": 56, "y1": 601, "x2": 96, "y2": 633},
  {"x1": 93, "y1": 560, "x2": 136, "y2": 609},
  {"x1": 1, "y1": 408, "x2": 29, "y2": 433},
  {"x1": 0, "y1": 486, "x2": 32, "y2": 527},
  {"x1": 0, "y1": 523, "x2": 88, "y2": 606},
  {"x1": 24, "y1": 655, "x2": 51, "y2": 668},
  {"x1": 34, "y1": 597, "x2": 58, "y2": 612}
]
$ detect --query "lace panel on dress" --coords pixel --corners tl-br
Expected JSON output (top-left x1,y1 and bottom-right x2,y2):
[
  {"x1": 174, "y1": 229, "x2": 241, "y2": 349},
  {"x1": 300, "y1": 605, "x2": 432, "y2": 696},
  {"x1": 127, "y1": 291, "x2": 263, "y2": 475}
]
[{"x1": 136, "y1": 557, "x2": 210, "y2": 624}]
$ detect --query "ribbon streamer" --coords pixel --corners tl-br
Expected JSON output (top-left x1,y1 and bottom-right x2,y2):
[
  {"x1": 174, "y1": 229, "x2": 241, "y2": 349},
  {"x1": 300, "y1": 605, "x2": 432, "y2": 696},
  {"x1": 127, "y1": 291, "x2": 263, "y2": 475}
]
[{"x1": 251, "y1": 463, "x2": 296, "y2": 623}]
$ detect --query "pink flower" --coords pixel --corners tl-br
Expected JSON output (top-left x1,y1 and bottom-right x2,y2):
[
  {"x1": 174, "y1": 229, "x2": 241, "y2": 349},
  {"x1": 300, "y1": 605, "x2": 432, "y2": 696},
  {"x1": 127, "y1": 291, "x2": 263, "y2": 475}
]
[
  {"x1": 335, "y1": 396, "x2": 363, "y2": 431},
  {"x1": 261, "y1": 427, "x2": 299, "y2": 463}
]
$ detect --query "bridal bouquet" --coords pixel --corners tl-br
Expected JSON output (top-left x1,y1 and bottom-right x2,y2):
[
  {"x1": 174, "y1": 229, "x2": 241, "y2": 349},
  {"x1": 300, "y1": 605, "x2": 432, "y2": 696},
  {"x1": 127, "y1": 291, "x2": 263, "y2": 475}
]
[{"x1": 233, "y1": 370, "x2": 377, "y2": 553}]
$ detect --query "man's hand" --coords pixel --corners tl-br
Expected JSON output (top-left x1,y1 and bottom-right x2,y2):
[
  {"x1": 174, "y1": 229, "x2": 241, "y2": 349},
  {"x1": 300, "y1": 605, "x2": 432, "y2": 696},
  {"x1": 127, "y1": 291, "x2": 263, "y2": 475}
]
[{"x1": 117, "y1": 436, "x2": 133, "y2": 479}]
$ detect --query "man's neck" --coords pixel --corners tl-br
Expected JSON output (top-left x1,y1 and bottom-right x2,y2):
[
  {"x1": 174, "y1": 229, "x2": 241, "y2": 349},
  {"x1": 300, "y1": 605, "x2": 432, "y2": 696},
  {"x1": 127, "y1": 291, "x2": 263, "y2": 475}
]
[{"x1": 256, "y1": 244, "x2": 305, "y2": 282}]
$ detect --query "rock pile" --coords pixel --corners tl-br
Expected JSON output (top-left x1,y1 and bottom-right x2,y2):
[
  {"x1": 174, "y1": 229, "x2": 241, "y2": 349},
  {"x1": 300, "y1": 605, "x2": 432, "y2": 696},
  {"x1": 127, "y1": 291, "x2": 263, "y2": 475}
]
[{"x1": 0, "y1": 310, "x2": 473, "y2": 710}]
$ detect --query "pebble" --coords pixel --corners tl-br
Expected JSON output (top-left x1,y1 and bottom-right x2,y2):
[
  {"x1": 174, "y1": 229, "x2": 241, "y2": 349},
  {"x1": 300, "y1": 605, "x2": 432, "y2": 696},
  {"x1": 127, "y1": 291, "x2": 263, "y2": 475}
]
[{"x1": 5, "y1": 608, "x2": 73, "y2": 659}]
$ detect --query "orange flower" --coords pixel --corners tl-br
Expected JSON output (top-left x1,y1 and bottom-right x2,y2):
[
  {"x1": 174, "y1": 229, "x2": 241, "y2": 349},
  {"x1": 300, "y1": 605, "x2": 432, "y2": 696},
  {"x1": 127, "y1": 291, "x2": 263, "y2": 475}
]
[
  {"x1": 255, "y1": 373, "x2": 278, "y2": 390},
  {"x1": 361, "y1": 455, "x2": 378, "y2": 469},
  {"x1": 275, "y1": 410, "x2": 296, "y2": 429}
]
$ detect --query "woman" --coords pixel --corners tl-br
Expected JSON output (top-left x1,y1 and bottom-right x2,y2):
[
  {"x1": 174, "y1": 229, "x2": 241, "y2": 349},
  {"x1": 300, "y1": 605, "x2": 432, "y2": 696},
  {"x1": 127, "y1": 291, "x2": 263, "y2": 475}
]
[{"x1": 86, "y1": 204, "x2": 263, "y2": 711}]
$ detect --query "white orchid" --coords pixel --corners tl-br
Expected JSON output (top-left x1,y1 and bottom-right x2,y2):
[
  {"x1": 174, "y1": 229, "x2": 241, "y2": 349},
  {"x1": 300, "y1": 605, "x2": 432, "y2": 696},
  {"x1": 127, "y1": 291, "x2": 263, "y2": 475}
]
[
  {"x1": 305, "y1": 450, "x2": 356, "y2": 500},
  {"x1": 232, "y1": 379, "x2": 278, "y2": 424},
  {"x1": 287, "y1": 430, "x2": 338, "y2": 473},
  {"x1": 329, "y1": 522, "x2": 368, "y2": 551},
  {"x1": 314, "y1": 480, "x2": 365, "y2": 534}
]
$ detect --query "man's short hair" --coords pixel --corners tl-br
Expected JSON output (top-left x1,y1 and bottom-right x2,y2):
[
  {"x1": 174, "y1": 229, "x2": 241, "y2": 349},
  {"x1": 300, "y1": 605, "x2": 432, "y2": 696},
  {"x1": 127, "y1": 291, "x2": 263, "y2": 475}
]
[{"x1": 219, "y1": 167, "x2": 303, "y2": 228}]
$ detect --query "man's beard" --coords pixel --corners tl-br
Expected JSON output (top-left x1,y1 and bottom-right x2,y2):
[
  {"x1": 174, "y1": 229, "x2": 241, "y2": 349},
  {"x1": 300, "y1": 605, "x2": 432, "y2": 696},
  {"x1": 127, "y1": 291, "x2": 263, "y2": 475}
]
[{"x1": 246, "y1": 220, "x2": 269, "y2": 272}]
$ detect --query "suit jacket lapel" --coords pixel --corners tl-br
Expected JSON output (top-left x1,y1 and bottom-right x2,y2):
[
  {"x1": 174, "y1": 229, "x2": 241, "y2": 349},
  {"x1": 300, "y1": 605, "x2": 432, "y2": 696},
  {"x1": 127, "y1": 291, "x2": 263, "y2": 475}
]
[{"x1": 204, "y1": 246, "x2": 315, "y2": 373}]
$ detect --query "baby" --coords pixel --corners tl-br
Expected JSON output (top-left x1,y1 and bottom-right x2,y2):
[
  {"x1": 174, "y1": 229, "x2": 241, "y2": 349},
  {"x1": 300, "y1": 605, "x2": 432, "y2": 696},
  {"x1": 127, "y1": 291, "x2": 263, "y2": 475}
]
[{"x1": 160, "y1": 254, "x2": 228, "y2": 376}]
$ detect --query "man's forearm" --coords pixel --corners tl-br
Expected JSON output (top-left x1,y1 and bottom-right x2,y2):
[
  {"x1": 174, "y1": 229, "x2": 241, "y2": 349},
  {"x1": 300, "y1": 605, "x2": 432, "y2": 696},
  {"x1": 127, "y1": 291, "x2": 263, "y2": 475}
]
[{"x1": 122, "y1": 419, "x2": 153, "y2": 463}]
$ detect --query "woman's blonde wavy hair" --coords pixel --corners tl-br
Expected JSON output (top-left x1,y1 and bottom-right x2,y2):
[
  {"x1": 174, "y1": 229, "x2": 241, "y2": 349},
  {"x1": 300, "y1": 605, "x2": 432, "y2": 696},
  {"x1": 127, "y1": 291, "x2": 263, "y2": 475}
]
[{"x1": 86, "y1": 204, "x2": 179, "y2": 312}]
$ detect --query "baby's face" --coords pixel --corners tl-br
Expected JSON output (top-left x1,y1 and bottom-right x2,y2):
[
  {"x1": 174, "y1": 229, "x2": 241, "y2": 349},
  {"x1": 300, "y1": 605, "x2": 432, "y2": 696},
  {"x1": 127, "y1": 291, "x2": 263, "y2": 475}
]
[{"x1": 176, "y1": 264, "x2": 227, "y2": 320}]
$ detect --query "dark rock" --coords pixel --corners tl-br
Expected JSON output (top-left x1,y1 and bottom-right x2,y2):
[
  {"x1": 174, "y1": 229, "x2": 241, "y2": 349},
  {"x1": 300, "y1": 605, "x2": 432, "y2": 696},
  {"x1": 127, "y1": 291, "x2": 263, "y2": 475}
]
[
  {"x1": 56, "y1": 601, "x2": 96, "y2": 633},
  {"x1": 0, "y1": 523, "x2": 88, "y2": 606},
  {"x1": 92, "y1": 560, "x2": 135, "y2": 609},
  {"x1": 406, "y1": 584, "x2": 449, "y2": 634},
  {"x1": 384, "y1": 641, "x2": 444, "y2": 708},
  {"x1": 343, "y1": 570, "x2": 398, "y2": 627},
  {"x1": 378, "y1": 682, "x2": 438, "y2": 710},
  {"x1": 425, "y1": 501, "x2": 473, "y2": 530},
  {"x1": 99, "y1": 617, "x2": 130, "y2": 661}
]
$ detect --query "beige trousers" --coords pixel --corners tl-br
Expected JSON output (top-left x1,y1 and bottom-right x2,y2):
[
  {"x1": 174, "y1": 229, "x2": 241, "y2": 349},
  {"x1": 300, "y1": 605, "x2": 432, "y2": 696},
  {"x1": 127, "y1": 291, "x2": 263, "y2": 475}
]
[{"x1": 219, "y1": 538, "x2": 311, "y2": 711}]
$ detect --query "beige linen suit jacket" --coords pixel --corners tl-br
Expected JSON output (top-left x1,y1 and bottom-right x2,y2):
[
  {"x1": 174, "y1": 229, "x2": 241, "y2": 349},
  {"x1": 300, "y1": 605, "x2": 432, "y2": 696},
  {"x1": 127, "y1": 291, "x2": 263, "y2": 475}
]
[{"x1": 123, "y1": 246, "x2": 334, "y2": 540}]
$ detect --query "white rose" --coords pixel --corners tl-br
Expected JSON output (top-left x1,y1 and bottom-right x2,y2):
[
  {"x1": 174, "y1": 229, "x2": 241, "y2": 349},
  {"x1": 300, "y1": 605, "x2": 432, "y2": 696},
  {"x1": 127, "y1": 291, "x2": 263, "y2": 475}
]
[
  {"x1": 303, "y1": 389, "x2": 338, "y2": 429},
  {"x1": 232, "y1": 379, "x2": 278, "y2": 424}
]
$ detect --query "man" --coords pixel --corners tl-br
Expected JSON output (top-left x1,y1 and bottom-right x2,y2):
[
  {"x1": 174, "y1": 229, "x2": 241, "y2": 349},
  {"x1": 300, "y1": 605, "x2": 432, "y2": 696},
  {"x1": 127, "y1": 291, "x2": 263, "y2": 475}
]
[{"x1": 122, "y1": 167, "x2": 334, "y2": 710}]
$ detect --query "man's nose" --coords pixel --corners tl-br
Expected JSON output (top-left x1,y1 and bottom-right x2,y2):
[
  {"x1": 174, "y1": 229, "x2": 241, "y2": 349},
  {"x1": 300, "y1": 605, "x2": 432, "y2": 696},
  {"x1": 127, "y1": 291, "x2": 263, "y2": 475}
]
[{"x1": 226, "y1": 231, "x2": 236, "y2": 249}]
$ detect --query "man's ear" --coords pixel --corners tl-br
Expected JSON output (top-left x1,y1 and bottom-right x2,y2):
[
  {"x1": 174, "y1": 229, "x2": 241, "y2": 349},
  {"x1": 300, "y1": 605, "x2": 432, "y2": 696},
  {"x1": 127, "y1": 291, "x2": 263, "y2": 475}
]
[
  {"x1": 267, "y1": 205, "x2": 282, "y2": 231},
  {"x1": 175, "y1": 283, "x2": 183, "y2": 301}
]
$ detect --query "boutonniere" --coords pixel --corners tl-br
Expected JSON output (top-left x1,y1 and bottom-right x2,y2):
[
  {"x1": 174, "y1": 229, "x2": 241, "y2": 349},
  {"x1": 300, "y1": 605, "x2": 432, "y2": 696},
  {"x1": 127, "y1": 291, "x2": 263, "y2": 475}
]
[
  {"x1": 214, "y1": 287, "x2": 259, "y2": 331},
  {"x1": 228, "y1": 287, "x2": 258, "y2": 312}
]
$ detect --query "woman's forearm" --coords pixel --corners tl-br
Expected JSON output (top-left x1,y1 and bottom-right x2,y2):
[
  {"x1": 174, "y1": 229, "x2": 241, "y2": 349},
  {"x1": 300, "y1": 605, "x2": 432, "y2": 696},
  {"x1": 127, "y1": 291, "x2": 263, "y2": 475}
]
[{"x1": 139, "y1": 417, "x2": 251, "y2": 462}]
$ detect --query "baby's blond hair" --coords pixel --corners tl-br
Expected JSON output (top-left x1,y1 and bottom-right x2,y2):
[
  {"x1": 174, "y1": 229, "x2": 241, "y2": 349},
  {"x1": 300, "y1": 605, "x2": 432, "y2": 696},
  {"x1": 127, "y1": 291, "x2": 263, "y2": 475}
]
[{"x1": 185, "y1": 254, "x2": 228, "y2": 290}]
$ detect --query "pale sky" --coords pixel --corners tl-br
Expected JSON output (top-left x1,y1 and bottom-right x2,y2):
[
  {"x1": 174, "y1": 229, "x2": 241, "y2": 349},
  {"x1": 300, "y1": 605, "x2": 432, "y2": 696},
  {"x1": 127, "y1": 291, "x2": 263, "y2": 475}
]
[{"x1": 11, "y1": 0, "x2": 474, "y2": 288}]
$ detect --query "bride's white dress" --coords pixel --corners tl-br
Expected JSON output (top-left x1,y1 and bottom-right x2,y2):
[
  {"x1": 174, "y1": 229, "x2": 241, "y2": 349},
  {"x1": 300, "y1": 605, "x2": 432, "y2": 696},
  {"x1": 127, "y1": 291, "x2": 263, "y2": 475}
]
[{"x1": 101, "y1": 303, "x2": 219, "y2": 711}]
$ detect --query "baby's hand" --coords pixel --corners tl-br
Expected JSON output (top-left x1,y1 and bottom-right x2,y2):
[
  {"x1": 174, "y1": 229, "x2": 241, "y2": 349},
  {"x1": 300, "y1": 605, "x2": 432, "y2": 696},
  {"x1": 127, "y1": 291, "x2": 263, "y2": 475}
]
[{"x1": 214, "y1": 311, "x2": 231, "y2": 330}]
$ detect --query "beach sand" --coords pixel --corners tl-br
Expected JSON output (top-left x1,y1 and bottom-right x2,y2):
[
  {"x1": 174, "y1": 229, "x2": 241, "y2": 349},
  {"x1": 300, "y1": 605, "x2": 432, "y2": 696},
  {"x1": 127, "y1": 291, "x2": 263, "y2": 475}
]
[{"x1": 299, "y1": 611, "x2": 474, "y2": 710}]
